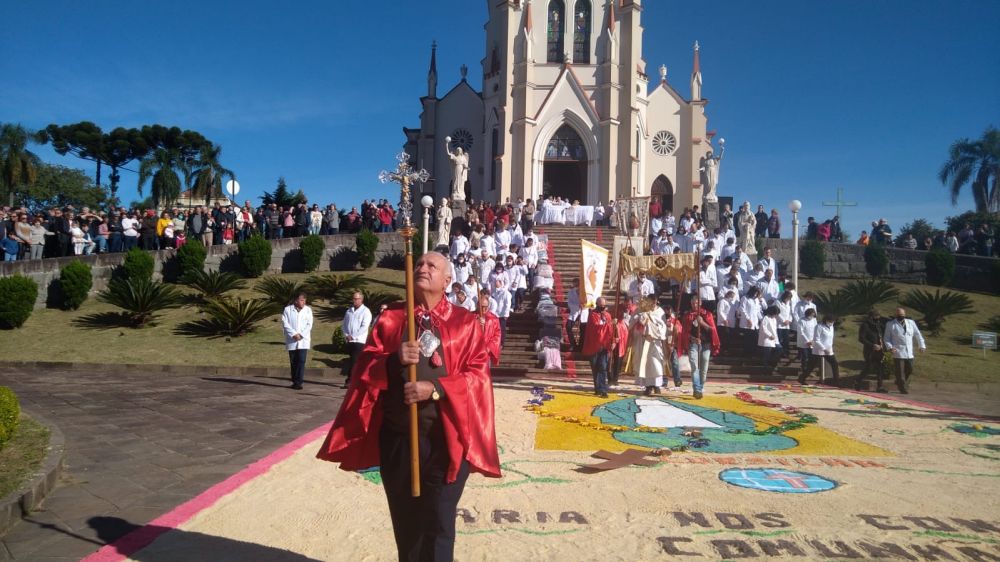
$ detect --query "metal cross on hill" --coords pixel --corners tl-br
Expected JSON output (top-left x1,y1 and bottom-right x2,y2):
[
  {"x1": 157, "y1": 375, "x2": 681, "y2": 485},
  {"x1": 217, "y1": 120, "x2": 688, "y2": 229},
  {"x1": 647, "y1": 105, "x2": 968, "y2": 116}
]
[{"x1": 822, "y1": 187, "x2": 857, "y2": 218}]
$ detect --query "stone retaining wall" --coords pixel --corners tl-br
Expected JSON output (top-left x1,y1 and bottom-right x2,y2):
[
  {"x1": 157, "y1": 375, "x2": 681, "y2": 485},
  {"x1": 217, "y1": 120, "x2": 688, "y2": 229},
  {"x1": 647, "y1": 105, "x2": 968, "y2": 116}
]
[
  {"x1": 0, "y1": 233, "x2": 405, "y2": 309},
  {"x1": 760, "y1": 239, "x2": 997, "y2": 292}
]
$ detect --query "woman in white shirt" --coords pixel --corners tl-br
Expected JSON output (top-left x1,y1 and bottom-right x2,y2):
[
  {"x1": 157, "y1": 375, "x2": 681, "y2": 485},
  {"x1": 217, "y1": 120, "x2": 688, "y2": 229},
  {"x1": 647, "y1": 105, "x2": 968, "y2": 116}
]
[
  {"x1": 70, "y1": 220, "x2": 87, "y2": 255},
  {"x1": 737, "y1": 287, "x2": 763, "y2": 356},
  {"x1": 776, "y1": 291, "x2": 794, "y2": 357},
  {"x1": 795, "y1": 308, "x2": 818, "y2": 380},
  {"x1": 799, "y1": 314, "x2": 840, "y2": 385},
  {"x1": 121, "y1": 213, "x2": 140, "y2": 251},
  {"x1": 758, "y1": 305, "x2": 781, "y2": 374}
]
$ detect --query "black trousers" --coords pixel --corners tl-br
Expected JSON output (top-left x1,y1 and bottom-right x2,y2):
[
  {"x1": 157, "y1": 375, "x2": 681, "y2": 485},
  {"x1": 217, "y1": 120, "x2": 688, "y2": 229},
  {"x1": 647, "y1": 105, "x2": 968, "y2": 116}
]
[
  {"x1": 344, "y1": 342, "x2": 365, "y2": 381},
  {"x1": 857, "y1": 347, "x2": 885, "y2": 389},
  {"x1": 803, "y1": 354, "x2": 839, "y2": 382},
  {"x1": 894, "y1": 358, "x2": 914, "y2": 391},
  {"x1": 380, "y1": 428, "x2": 470, "y2": 562},
  {"x1": 288, "y1": 349, "x2": 307, "y2": 385}
]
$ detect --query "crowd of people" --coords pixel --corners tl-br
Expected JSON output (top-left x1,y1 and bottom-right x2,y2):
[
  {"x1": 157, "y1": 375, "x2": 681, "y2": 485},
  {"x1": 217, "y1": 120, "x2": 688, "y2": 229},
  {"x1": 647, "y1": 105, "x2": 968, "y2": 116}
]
[{"x1": 856, "y1": 218, "x2": 996, "y2": 256}]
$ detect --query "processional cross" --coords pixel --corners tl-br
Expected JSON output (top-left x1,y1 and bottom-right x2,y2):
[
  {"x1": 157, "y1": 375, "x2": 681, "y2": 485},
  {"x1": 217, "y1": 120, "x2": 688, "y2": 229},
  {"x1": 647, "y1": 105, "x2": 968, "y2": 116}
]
[
  {"x1": 821, "y1": 187, "x2": 857, "y2": 219},
  {"x1": 378, "y1": 151, "x2": 430, "y2": 497}
]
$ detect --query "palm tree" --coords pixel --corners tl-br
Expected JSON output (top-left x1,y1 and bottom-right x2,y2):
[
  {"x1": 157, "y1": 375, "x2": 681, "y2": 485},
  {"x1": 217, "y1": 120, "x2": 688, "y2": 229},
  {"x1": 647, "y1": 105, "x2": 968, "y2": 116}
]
[
  {"x1": 939, "y1": 126, "x2": 1000, "y2": 214},
  {"x1": 187, "y1": 142, "x2": 234, "y2": 206},
  {"x1": 0, "y1": 123, "x2": 42, "y2": 207},
  {"x1": 137, "y1": 147, "x2": 184, "y2": 212}
]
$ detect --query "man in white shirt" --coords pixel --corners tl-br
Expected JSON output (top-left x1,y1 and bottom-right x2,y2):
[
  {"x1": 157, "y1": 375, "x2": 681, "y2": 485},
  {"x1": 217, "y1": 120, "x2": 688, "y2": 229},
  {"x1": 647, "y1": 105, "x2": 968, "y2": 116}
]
[
  {"x1": 628, "y1": 270, "x2": 656, "y2": 303},
  {"x1": 477, "y1": 250, "x2": 495, "y2": 287},
  {"x1": 731, "y1": 247, "x2": 753, "y2": 272},
  {"x1": 756, "y1": 269, "x2": 780, "y2": 304},
  {"x1": 697, "y1": 256, "x2": 718, "y2": 314},
  {"x1": 758, "y1": 248, "x2": 777, "y2": 278},
  {"x1": 341, "y1": 291, "x2": 372, "y2": 389},
  {"x1": 720, "y1": 237, "x2": 737, "y2": 261},
  {"x1": 799, "y1": 314, "x2": 840, "y2": 385},
  {"x1": 449, "y1": 232, "x2": 469, "y2": 259},
  {"x1": 882, "y1": 307, "x2": 927, "y2": 394},
  {"x1": 652, "y1": 229, "x2": 673, "y2": 255},
  {"x1": 282, "y1": 292, "x2": 314, "y2": 390},
  {"x1": 793, "y1": 291, "x2": 817, "y2": 328},
  {"x1": 663, "y1": 214, "x2": 676, "y2": 235}
]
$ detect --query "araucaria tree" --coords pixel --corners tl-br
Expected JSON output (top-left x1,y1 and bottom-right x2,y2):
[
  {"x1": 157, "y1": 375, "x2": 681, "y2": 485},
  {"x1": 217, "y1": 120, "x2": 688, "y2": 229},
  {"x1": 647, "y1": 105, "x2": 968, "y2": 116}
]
[{"x1": 939, "y1": 126, "x2": 1000, "y2": 214}]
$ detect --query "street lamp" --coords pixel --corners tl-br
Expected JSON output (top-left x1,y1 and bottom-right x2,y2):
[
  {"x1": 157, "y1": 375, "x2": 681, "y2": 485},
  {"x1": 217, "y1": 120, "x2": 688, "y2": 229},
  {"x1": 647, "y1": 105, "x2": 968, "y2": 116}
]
[
  {"x1": 421, "y1": 195, "x2": 434, "y2": 254},
  {"x1": 789, "y1": 199, "x2": 802, "y2": 289}
]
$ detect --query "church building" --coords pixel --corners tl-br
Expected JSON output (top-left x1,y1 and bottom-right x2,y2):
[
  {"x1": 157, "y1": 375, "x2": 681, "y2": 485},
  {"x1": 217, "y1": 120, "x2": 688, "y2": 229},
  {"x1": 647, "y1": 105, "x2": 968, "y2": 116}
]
[{"x1": 402, "y1": 0, "x2": 717, "y2": 212}]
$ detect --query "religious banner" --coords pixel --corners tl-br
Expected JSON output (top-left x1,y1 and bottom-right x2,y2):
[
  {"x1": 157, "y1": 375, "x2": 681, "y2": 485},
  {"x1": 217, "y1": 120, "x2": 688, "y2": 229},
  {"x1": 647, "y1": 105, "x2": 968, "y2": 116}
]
[
  {"x1": 579, "y1": 240, "x2": 609, "y2": 308},
  {"x1": 614, "y1": 197, "x2": 651, "y2": 240},
  {"x1": 621, "y1": 252, "x2": 698, "y2": 282},
  {"x1": 611, "y1": 235, "x2": 646, "y2": 293}
]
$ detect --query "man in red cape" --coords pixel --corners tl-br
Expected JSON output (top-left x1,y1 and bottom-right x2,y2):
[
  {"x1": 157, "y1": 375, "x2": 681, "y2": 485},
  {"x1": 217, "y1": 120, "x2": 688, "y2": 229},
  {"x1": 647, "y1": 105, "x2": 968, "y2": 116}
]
[
  {"x1": 477, "y1": 290, "x2": 502, "y2": 367},
  {"x1": 678, "y1": 296, "x2": 721, "y2": 399},
  {"x1": 317, "y1": 251, "x2": 500, "y2": 561}
]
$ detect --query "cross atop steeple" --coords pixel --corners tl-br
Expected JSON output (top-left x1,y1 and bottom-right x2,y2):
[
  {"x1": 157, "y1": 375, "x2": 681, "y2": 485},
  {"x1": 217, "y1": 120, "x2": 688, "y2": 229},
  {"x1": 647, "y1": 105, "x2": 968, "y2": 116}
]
[
  {"x1": 691, "y1": 40, "x2": 703, "y2": 101},
  {"x1": 822, "y1": 187, "x2": 858, "y2": 218}
]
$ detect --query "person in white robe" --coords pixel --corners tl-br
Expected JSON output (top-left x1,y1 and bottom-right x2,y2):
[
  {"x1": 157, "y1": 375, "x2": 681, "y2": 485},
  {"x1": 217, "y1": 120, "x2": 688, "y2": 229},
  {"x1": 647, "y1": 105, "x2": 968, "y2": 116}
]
[{"x1": 630, "y1": 297, "x2": 667, "y2": 394}]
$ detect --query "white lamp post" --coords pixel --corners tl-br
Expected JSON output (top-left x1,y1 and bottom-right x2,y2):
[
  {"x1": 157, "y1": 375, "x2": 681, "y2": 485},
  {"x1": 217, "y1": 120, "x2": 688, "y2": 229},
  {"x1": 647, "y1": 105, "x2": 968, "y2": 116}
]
[
  {"x1": 789, "y1": 200, "x2": 802, "y2": 289},
  {"x1": 421, "y1": 195, "x2": 434, "y2": 254}
]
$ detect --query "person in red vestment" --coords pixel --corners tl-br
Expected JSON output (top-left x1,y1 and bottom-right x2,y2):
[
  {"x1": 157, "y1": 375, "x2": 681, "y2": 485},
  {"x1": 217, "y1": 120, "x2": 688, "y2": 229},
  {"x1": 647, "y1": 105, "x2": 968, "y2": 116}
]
[
  {"x1": 581, "y1": 297, "x2": 615, "y2": 398},
  {"x1": 677, "y1": 296, "x2": 721, "y2": 399},
  {"x1": 611, "y1": 311, "x2": 630, "y2": 387},
  {"x1": 317, "y1": 251, "x2": 500, "y2": 562},
  {"x1": 477, "y1": 292, "x2": 502, "y2": 367}
]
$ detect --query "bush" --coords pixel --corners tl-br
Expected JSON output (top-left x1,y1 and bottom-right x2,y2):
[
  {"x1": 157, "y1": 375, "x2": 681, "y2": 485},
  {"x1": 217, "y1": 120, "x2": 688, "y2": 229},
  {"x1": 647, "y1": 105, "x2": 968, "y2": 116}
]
[
  {"x1": 239, "y1": 234, "x2": 273, "y2": 278},
  {"x1": 924, "y1": 248, "x2": 956, "y2": 287},
  {"x1": 899, "y1": 288, "x2": 974, "y2": 335},
  {"x1": 176, "y1": 240, "x2": 208, "y2": 283},
  {"x1": 800, "y1": 241, "x2": 825, "y2": 278},
  {"x1": 813, "y1": 290, "x2": 856, "y2": 327},
  {"x1": 188, "y1": 270, "x2": 247, "y2": 299},
  {"x1": 299, "y1": 235, "x2": 326, "y2": 273},
  {"x1": 255, "y1": 276, "x2": 306, "y2": 307},
  {"x1": 356, "y1": 229, "x2": 379, "y2": 269},
  {"x1": 0, "y1": 275, "x2": 38, "y2": 328},
  {"x1": 754, "y1": 236, "x2": 765, "y2": 258},
  {"x1": 331, "y1": 326, "x2": 346, "y2": 353},
  {"x1": 59, "y1": 261, "x2": 93, "y2": 310},
  {"x1": 97, "y1": 278, "x2": 186, "y2": 328},
  {"x1": 122, "y1": 248, "x2": 155, "y2": 283},
  {"x1": 841, "y1": 279, "x2": 899, "y2": 312},
  {"x1": 981, "y1": 315, "x2": 1000, "y2": 333},
  {"x1": 306, "y1": 273, "x2": 366, "y2": 302},
  {"x1": 356, "y1": 289, "x2": 402, "y2": 311},
  {"x1": 0, "y1": 386, "x2": 19, "y2": 450},
  {"x1": 863, "y1": 244, "x2": 889, "y2": 278},
  {"x1": 175, "y1": 297, "x2": 276, "y2": 338}
]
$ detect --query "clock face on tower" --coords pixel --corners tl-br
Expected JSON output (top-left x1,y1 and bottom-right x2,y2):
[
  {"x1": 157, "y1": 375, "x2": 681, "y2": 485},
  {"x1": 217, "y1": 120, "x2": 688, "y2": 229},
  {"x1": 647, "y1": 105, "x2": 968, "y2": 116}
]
[
  {"x1": 652, "y1": 130, "x2": 678, "y2": 156},
  {"x1": 449, "y1": 129, "x2": 474, "y2": 152}
]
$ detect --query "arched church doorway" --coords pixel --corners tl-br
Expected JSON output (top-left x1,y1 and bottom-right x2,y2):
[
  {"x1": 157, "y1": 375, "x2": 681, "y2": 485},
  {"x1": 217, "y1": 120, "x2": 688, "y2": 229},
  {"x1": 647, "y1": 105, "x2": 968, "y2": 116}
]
[
  {"x1": 542, "y1": 124, "x2": 588, "y2": 203},
  {"x1": 651, "y1": 175, "x2": 674, "y2": 214}
]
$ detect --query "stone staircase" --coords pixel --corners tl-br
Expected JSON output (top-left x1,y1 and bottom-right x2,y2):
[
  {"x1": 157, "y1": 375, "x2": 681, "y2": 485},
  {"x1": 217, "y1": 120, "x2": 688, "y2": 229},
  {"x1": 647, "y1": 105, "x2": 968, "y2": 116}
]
[{"x1": 491, "y1": 224, "x2": 802, "y2": 383}]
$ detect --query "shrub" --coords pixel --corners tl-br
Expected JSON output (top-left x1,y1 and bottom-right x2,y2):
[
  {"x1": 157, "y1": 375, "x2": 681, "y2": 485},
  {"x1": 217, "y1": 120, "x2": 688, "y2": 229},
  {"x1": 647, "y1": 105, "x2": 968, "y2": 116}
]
[
  {"x1": 924, "y1": 248, "x2": 956, "y2": 287},
  {"x1": 176, "y1": 297, "x2": 276, "y2": 338},
  {"x1": 306, "y1": 273, "x2": 366, "y2": 302},
  {"x1": 97, "y1": 278, "x2": 186, "y2": 328},
  {"x1": 841, "y1": 279, "x2": 899, "y2": 312},
  {"x1": 0, "y1": 386, "x2": 19, "y2": 450},
  {"x1": 122, "y1": 248, "x2": 154, "y2": 283},
  {"x1": 239, "y1": 234, "x2": 272, "y2": 278},
  {"x1": 412, "y1": 228, "x2": 425, "y2": 263},
  {"x1": 899, "y1": 288, "x2": 974, "y2": 335},
  {"x1": 300, "y1": 234, "x2": 326, "y2": 273},
  {"x1": 176, "y1": 240, "x2": 208, "y2": 283},
  {"x1": 981, "y1": 315, "x2": 1000, "y2": 333},
  {"x1": 356, "y1": 289, "x2": 402, "y2": 311},
  {"x1": 0, "y1": 275, "x2": 38, "y2": 328},
  {"x1": 800, "y1": 241, "x2": 825, "y2": 278},
  {"x1": 331, "y1": 326, "x2": 346, "y2": 353},
  {"x1": 356, "y1": 229, "x2": 379, "y2": 269},
  {"x1": 255, "y1": 276, "x2": 306, "y2": 307},
  {"x1": 813, "y1": 290, "x2": 857, "y2": 326},
  {"x1": 188, "y1": 270, "x2": 247, "y2": 299},
  {"x1": 59, "y1": 261, "x2": 93, "y2": 310},
  {"x1": 754, "y1": 236, "x2": 765, "y2": 258},
  {"x1": 863, "y1": 243, "x2": 889, "y2": 278}
]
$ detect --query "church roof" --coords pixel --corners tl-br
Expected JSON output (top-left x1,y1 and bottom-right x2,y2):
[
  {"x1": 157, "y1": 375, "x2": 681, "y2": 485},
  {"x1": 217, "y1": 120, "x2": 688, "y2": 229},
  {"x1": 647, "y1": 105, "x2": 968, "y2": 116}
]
[{"x1": 439, "y1": 78, "x2": 482, "y2": 103}]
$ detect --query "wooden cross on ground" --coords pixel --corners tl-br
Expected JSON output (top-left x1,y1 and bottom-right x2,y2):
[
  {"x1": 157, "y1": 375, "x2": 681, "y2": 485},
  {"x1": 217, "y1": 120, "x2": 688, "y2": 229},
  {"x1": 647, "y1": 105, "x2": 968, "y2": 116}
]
[
  {"x1": 822, "y1": 187, "x2": 857, "y2": 218},
  {"x1": 578, "y1": 449, "x2": 659, "y2": 472}
]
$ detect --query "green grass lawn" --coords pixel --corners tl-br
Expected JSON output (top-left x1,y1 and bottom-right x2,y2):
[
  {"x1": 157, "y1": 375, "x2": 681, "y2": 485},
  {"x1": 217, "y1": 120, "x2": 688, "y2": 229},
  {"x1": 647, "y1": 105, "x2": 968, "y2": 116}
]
[
  {"x1": 1, "y1": 268, "x2": 406, "y2": 371},
  {"x1": 797, "y1": 277, "x2": 1000, "y2": 384},
  {"x1": 0, "y1": 416, "x2": 50, "y2": 498}
]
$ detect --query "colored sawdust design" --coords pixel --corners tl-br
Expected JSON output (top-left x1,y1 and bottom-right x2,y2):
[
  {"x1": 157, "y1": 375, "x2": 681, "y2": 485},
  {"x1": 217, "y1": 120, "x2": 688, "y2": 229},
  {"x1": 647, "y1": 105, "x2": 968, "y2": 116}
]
[
  {"x1": 960, "y1": 444, "x2": 1000, "y2": 461},
  {"x1": 719, "y1": 468, "x2": 838, "y2": 494},
  {"x1": 949, "y1": 423, "x2": 1000, "y2": 438},
  {"x1": 532, "y1": 390, "x2": 891, "y2": 457}
]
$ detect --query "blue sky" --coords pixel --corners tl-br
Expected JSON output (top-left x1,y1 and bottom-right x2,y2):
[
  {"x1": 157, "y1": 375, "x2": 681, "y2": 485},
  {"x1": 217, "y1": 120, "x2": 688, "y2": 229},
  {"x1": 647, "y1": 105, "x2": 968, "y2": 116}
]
[{"x1": 2, "y1": 0, "x2": 998, "y2": 238}]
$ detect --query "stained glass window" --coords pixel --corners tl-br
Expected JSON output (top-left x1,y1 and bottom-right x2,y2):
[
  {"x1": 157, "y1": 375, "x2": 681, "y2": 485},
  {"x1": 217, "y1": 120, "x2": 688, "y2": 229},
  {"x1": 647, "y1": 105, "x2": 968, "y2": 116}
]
[
  {"x1": 573, "y1": 0, "x2": 591, "y2": 64},
  {"x1": 547, "y1": 0, "x2": 565, "y2": 63},
  {"x1": 544, "y1": 125, "x2": 587, "y2": 161}
]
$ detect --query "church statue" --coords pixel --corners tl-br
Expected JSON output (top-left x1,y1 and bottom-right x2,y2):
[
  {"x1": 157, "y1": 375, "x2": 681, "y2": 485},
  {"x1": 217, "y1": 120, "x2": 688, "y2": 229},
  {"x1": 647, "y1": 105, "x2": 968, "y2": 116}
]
[
  {"x1": 700, "y1": 149, "x2": 722, "y2": 203},
  {"x1": 737, "y1": 201, "x2": 757, "y2": 255},
  {"x1": 444, "y1": 137, "x2": 468, "y2": 202},
  {"x1": 436, "y1": 197, "x2": 453, "y2": 248}
]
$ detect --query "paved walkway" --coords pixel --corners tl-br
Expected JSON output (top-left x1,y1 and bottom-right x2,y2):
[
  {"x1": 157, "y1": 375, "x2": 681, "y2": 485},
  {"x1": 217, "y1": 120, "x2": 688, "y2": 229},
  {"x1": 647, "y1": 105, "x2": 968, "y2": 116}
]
[{"x1": 0, "y1": 367, "x2": 345, "y2": 562}]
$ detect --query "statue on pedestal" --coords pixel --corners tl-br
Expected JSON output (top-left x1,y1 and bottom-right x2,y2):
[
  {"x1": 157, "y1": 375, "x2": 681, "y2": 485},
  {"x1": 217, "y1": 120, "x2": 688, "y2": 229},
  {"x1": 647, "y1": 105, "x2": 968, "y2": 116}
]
[
  {"x1": 436, "y1": 198, "x2": 452, "y2": 248},
  {"x1": 737, "y1": 201, "x2": 757, "y2": 256},
  {"x1": 700, "y1": 150, "x2": 722, "y2": 203},
  {"x1": 445, "y1": 137, "x2": 468, "y2": 202}
]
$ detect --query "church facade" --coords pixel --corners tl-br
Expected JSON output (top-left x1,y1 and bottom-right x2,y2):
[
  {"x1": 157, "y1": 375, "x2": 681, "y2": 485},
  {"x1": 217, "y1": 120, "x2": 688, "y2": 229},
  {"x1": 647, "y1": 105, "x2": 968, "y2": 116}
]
[{"x1": 402, "y1": 0, "x2": 717, "y2": 213}]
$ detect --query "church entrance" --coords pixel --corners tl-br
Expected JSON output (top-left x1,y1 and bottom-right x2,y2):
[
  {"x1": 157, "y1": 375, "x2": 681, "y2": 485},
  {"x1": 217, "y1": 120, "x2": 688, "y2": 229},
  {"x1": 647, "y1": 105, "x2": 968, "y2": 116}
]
[
  {"x1": 651, "y1": 175, "x2": 674, "y2": 213},
  {"x1": 542, "y1": 125, "x2": 588, "y2": 203}
]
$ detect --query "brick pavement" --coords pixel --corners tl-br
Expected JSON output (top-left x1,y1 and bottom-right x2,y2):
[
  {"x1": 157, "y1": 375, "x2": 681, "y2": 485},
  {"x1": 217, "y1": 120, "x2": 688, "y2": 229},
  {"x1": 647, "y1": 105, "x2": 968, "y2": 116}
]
[{"x1": 0, "y1": 368, "x2": 345, "y2": 562}]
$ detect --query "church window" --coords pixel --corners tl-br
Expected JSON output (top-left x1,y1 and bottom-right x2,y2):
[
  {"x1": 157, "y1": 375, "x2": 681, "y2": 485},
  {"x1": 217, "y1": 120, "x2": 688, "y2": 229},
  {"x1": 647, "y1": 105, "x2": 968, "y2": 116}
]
[
  {"x1": 490, "y1": 127, "x2": 500, "y2": 191},
  {"x1": 449, "y1": 129, "x2": 474, "y2": 152},
  {"x1": 545, "y1": 124, "x2": 587, "y2": 161},
  {"x1": 573, "y1": 0, "x2": 591, "y2": 64},
  {"x1": 547, "y1": 0, "x2": 565, "y2": 63},
  {"x1": 652, "y1": 130, "x2": 678, "y2": 156}
]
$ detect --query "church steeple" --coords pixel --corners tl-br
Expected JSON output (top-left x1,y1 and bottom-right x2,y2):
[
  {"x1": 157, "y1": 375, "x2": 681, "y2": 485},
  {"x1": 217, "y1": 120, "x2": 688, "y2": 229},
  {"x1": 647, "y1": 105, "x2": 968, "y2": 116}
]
[
  {"x1": 690, "y1": 40, "x2": 702, "y2": 101},
  {"x1": 427, "y1": 41, "x2": 438, "y2": 98}
]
